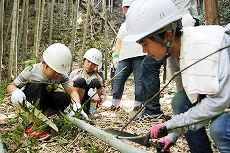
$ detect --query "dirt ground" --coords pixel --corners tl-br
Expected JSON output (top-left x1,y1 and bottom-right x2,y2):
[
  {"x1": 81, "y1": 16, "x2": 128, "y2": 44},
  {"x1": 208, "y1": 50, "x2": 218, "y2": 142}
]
[{"x1": 0, "y1": 73, "x2": 219, "y2": 153}]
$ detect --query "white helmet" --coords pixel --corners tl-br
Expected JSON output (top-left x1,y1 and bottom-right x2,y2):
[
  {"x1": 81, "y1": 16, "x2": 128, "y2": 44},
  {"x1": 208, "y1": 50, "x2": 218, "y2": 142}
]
[
  {"x1": 124, "y1": 0, "x2": 182, "y2": 42},
  {"x1": 122, "y1": 0, "x2": 134, "y2": 8},
  {"x1": 43, "y1": 43, "x2": 72, "y2": 74},
  {"x1": 83, "y1": 48, "x2": 102, "y2": 66}
]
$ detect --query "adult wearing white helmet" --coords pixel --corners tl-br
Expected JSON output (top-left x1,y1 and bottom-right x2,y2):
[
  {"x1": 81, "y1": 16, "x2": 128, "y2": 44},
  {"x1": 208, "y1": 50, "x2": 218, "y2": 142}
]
[
  {"x1": 110, "y1": 0, "x2": 146, "y2": 111},
  {"x1": 69, "y1": 48, "x2": 105, "y2": 117},
  {"x1": 135, "y1": 1, "x2": 212, "y2": 153},
  {"x1": 7, "y1": 43, "x2": 87, "y2": 140},
  {"x1": 125, "y1": 0, "x2": 230, "y2": 152}
]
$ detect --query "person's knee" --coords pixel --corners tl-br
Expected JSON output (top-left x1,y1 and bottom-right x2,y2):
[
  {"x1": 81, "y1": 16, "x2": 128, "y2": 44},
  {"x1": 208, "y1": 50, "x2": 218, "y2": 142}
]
[
  {"x1": 89, "y1": 79, "x2": 101, "y2": 89},
  {"x1": 52, "y1": 92, "x2": 71, "y2": 111},
  {"x1": 73, "y1": 77, "x2": 87, "y2": 89},
  {"x1": 210, "y1": 117, "x2": 225, "y2": 142},
  {"x1": 172, "y1": 90, "x2": 189, "y2": 114}
]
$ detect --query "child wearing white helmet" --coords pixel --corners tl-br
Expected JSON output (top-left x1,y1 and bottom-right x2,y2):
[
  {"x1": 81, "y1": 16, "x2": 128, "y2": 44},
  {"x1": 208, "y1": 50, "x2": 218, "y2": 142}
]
[
  {"x1": 7, "y1": 43, "x2": 87, "y2": 140},
  {"x1": 69, "y1": 48, "x2": 105, "y2": 118},
  {"x1": 125, "y1": 0, "x2": 230, "y2": 152}
]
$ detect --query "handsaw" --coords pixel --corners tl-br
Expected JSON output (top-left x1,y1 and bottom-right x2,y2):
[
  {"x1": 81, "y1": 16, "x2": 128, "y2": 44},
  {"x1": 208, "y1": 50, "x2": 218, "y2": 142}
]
[
  {"x1": 21, "y1": 100, "x2": 58, "y2": 132},
  {"x1": 105, "y1": 128, "x2": 169, "y2": 153}
]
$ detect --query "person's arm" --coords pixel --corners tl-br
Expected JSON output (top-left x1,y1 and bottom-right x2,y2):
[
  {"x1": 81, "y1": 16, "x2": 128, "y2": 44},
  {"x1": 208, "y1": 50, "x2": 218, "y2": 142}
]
[
  {"x1": 64, "y1": 86, "x2": 81, "y2": 104},
  {"x1": 7, "y1": 83, "x2": 20, "y2": 94},
  {"x1": 114, "y1": 38, "x2": 122, "y2": 55},
  {"x1": 166, "y1": 36, "x2": 230, "y2": 135}
]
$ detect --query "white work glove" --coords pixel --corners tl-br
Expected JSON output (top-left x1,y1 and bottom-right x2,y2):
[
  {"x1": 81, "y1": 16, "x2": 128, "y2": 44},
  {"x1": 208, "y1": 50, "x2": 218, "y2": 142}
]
[
  {"x1": 70, "y1": 102, "x2": 89, "y2": 120},
  {"x1": 11, "y1": 89, "x2": 26, "y2": 107},
  {"x1": 88, "y1": 88, "x2": 100, "y2": 100},
  {"x1": 112, "y1": 54, "x2": 119, "y2": 68}
]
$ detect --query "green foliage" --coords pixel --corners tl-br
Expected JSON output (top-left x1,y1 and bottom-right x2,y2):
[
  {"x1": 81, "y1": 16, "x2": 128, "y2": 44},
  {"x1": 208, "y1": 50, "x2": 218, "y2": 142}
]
[
  {"x1": 23, "y1": 56, "x2": 39, "y2": 71},
  {"x1": 89, "y1": 40, "x2": 101, "y2": 49},
  {"x1": 20, "y1": 100, "x2": 58, "y2": 131},
  {"x1": 46, "y1": 83, "x2": 60, "y2": 92},
  {"x1": 0, "y1": 83, "x2": 7, "y2": 104},
  {"x1": 218, "y1": 0, "x2": 230, "y2": 26},
  {"x1": 87, "y1": 145, "x2": 104, "y2": 153},
  {"x1": 1, "y1": 111, "x2": 40, "y2": 152}
]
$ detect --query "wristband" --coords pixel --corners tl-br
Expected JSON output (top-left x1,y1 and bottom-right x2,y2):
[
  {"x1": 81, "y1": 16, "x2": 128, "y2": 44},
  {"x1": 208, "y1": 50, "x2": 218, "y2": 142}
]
[{"x1": 113, "y1": 54, "x2": 119, "y2": 58}]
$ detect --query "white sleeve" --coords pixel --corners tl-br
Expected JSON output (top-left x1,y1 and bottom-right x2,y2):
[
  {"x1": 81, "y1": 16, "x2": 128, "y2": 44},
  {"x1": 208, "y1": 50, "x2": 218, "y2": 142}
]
[{"x1": 166, "y1": 35, "x2": 230, "y2": 135}]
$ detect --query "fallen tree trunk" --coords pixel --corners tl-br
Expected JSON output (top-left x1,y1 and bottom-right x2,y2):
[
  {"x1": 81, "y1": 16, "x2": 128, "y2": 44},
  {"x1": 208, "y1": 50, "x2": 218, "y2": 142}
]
[
  {"x1": 0, "y1": 135, "x2": 4, "y2": 153},
  {"x1": 66, "y1": 115, "x2": 146, "y2": 153}
]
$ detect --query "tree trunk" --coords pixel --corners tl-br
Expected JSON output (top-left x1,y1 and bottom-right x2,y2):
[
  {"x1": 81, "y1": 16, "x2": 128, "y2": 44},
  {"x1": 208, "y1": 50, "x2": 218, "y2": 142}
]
[
  {"x1": 37, "y1": 0, "x2": 45, "y2": 52},
  {"x1": 4, "y1": 12, "x2": 12, "y2": 46},
  {"x1": 33, "y1": 0, "x2": 41, "y2": 57},
  {"x1": 79, "y1": 0, "x2": 91, "y2": 67},
  {"x1": 13, "y1": 0, "x2": 19, "y2": 78},
  {"x1": 22, "y1": 0, "x2": 28, "y2": 68},
  {"x1": 48, "y1": 0, "x2": 55, "y2": 45},
  {"x1": 0, "y1": 0, "x2": 4, "y2": 81},
  {"x1": 17, "y1": 0, "x2": 26, "y2": 62},
  {"x1": 71, "y1": 0, "x2": 79, "y2": 71},
  {"x1": 7, "y1": 0, "x2": 18, "y2": 83},
  {"x1": 103, "y1": 0, "x2": 108, "y2": 80},
  {"x1": 66, "y1": 115, "x2": 146, "y2": 153},
  {"x1": 204, "y1": 0, "x2": 220, "y2": 25},
  {"x1": 69, "y1": 0, "x2": 74, "y2": 24}
]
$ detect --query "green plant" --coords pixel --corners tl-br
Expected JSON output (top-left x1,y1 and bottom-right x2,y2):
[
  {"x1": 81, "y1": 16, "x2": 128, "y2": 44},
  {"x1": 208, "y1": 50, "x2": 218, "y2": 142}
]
[
  {"x1": 87, "y1": 145, "x2": 104, "y2": 153},
  {"x1": 0, "y1": 83, "x2": 7, "y2": 104}
]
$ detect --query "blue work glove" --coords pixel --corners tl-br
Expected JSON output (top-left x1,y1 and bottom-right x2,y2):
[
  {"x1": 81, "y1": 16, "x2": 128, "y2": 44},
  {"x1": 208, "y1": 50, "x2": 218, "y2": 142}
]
[{"x1": 150, "y1": 123, "x2": 168, "y2": 139}]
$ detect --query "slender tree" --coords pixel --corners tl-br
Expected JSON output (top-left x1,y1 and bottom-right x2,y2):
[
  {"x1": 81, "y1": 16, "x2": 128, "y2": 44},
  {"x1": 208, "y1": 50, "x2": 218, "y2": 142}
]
[
  {"x1": 0, "y1": 0, "x2": 4, "y2": 81},
  {"x1": 4, "y1": 13, "x2": 12, "y2": 45},
  {"x1": 80, "y1": 0, "x2": 91, "y2": 67},
  {"x1": 17, "y1": 0, "x2": 26, "y2": 63},
  {"x1": 69, "y1": 0, "x2": 74, "y2": 24},
  {"x1": 7, "y1": 0, "x2": 18, "y2": 82},
  {"x1": 13, "y1": 0, "x2": 19, "y2": 78},
  {"x1": 33, "y1": 0, "x2": 41, "y2": 56},
  {"x1": 22, "y1": 0, "x2": 28, "y2": 67},
  {"x1": 103, "y1": 0, "x2": 108, "y2": 80},
  {"x1": 204, "y1": 0, "x2": 220, "y2": 25},
  {"x1": 37, "y1": 0, "x2": 45, "y2": 51},
  {"x1": 70, "y1": 0, "x2": 79, "y2": 70},
  {"x1": 48, "y1": 0, "x2": 55, "y2": 45}
]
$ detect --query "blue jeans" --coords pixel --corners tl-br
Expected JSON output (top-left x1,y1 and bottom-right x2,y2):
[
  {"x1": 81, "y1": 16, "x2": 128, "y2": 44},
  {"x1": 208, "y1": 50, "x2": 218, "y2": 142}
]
[
  {"x1": 112, "y1": 56, "x2": 145, "y2": 102},
  {"x1": 141, "y1": 56, "x2": 163, "y2": 114},
  {"x1": 210, "y1": 112, "x2": 230, "y2": 153},
  {"x1": 172, "y1": 90, "x2": 213, "y2": 153}
]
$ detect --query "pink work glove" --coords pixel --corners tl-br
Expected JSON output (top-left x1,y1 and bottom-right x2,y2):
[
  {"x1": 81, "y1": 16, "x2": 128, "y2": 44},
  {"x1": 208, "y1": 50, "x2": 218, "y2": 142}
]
[
  {"x1": 149, "y1": 123, "x2": 168, "y2": 139},
  {"x1": 156, "y1": 137, "x2": 174, "y2": 153},
  {"x1": 158, "y1": 137, "x2": 173, "y2": 149}
]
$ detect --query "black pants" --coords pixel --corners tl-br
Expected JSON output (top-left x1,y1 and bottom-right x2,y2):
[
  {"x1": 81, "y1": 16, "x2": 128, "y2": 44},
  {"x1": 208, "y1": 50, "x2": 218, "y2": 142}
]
[
  {"x1": 73, "y1": 78, "x2": 101, "y2": 114},
  {"x1": 23, "y1": 83, "x2": 71, "y2": 112}
]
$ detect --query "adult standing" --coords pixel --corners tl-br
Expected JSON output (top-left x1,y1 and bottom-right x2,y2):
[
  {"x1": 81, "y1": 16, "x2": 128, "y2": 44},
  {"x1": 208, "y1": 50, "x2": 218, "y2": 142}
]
[{"x1": 109, "y1": 0, "x2": 146, "y2": 110}]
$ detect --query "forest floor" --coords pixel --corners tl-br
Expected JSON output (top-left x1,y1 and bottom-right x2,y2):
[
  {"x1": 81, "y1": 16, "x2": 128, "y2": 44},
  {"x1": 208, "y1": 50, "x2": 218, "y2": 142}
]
[{"x1": 0, "y1": 71, "x2": 219, "y2": 153}]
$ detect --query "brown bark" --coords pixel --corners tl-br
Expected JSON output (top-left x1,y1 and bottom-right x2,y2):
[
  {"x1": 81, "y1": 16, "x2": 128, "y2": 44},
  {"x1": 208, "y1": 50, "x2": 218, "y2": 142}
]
[{"x1": 204, "y1": 0, "x2": 220, "y2": 25}]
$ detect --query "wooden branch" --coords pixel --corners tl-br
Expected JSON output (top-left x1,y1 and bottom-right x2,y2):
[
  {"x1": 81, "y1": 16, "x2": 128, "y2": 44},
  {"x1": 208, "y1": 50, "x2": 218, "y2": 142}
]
[{"x1": 66, "y1": 115, "x2": 146, "y2": 153}]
